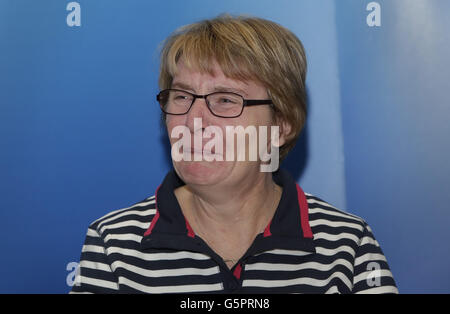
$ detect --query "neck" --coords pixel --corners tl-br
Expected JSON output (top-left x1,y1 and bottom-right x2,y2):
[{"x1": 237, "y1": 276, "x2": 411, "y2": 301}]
[
  {"x1": 188, "y1": 173, "x2": 277, "y2": 228},
  {"x1": 175, "y1": 172, "x2": 282, "y2": 267}
]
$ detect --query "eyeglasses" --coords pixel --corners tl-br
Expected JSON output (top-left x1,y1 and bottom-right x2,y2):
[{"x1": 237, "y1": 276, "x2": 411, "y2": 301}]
[{"x1": 157, "y1": 89, "x2": 273, "y2": 118}]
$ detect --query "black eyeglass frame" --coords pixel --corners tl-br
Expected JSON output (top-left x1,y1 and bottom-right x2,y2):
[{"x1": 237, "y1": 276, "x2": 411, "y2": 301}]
[{"x1": 156, "y1": 88, "x2": 273, "y2": 118}]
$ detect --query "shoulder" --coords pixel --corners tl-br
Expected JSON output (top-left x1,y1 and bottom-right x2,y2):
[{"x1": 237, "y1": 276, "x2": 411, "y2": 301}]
[
  {"x1": 304, "y1": 193, "x2": 398, "y2": 293},
  {"x1": 88, "y1": 195, "x2": 157, "y2": 237},
  {"x1": 304, "y1": 192, "x2": 368, "y2": 239}
]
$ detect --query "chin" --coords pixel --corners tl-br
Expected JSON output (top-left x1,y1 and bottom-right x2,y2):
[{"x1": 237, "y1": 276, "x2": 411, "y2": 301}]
[{"x1": 173, "y1": 160, "x2": 231, "y2": 186}]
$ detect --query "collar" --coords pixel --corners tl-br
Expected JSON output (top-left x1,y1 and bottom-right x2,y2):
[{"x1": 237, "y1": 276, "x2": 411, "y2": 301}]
[{"x1": 141, "y1": 169, "x2": 315, "y2": 255}]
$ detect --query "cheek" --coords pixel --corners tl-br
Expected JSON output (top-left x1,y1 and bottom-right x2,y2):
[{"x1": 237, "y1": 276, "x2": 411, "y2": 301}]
[
  {"x1": 166, "y1": 115, "x2": 182, "y2": 128},
  {"x1": 243, "y1": 112, "x2": 279, "y2": 152},
  {"x1": 221, "y1": 115, "x2": 274, "y2": 159},
  {"x1": 244, "y1": 106, "x2": 274, "y2": 126},
  {"x1": 166, "y1": 117, "x2": 186, "y2": 140}
]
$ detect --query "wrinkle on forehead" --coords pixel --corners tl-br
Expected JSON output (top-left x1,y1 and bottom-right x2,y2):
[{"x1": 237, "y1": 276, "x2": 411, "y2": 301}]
[
  {"x1": 168, "y1": 52, "x2": 259, "y2": 88},
  {"x1": 172, "y1": 58, "x2": 252, "y2": 94}
]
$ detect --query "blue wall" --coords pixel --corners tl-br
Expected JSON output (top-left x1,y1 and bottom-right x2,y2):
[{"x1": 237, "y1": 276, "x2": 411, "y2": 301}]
[
  {"x1": 336, "y1": 0, "x2": 450, "y2": 293},
  {"x1": 0, "y1": 0, "x2": 448, "y2": 293}
]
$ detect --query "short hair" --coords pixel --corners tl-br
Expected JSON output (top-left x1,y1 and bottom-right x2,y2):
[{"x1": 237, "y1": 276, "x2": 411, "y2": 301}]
[{"x1": 158, "y1": 14, "x2": 307, "y2": 160}]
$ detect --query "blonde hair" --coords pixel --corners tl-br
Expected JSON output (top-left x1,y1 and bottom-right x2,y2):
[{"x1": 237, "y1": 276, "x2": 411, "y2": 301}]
[{"x1": 158, "y1": 14, "x2": 307, "y2": 160}]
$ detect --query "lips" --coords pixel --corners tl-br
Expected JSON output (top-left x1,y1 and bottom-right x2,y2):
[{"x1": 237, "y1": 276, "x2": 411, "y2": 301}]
[
  {"x1": 187, "y1": 136, "x2": 218, "y2": 155},
  {"x1": 185, "y1": 146, "x2": 217, "y2": 156}
]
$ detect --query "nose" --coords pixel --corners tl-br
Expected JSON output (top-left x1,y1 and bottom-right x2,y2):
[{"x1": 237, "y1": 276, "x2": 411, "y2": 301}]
[{"x1": 185, "y1": 97, "x2": 210, "y2": 132}]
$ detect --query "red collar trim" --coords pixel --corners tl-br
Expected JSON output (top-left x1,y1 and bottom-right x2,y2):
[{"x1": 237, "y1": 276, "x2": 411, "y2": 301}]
[
  {"x1": 262, "y1": 183, "x2": 313, "y2": 239},
  {"x1": 143, "y1": 170, "x2": 314, "y2": 241},
  {"x1": 296, "y1": 184, "x2": 313, "y2": 238}
]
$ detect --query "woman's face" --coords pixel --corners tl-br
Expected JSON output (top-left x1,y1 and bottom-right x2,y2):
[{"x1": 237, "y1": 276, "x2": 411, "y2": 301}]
[{"x1": 166, "y1": 59, "x2": 287, "y2": 188}]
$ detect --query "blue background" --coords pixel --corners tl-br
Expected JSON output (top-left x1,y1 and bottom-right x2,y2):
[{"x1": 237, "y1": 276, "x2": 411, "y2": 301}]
[{"x1": 1, "y1": 0, "x2": 449, "y2": 293}]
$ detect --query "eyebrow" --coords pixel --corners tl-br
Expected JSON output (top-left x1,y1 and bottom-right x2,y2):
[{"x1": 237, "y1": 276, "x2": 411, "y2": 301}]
[{"x1": 171, "y1": 82, "x2": 249, "y2": 97}]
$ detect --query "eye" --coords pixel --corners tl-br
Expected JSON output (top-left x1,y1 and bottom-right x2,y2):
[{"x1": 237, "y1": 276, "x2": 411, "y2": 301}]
[
  {"x1": 218, "y1": 96, "x2": 239, "y2": 104},
  {"x1": 172, "y1": 91, "x2": 191, "y2": 101}
]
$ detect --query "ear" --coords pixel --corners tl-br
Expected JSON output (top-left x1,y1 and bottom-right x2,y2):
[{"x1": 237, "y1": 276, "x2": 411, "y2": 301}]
[{"x1": 273, "y1": 116, "x2": 292, "y2": 148}]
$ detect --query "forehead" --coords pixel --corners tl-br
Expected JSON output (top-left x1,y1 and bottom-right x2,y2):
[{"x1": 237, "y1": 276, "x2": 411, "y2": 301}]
[{"x1": 172, "y1": 59, "x2": 265, "y2": 97}]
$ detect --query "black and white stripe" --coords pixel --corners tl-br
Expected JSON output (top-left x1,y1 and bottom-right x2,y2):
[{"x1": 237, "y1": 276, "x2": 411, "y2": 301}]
[{"x1": 71, "y1": 191, "x2": 398, "y2": 294}]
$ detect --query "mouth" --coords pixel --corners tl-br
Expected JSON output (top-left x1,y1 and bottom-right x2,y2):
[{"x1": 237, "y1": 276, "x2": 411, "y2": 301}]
[
  {"x1": 185, "y1": 146, "x2": 217, "y2": 156},
  {"x1": 177, "y1": 143, "x2": 226, "y2": 162}
]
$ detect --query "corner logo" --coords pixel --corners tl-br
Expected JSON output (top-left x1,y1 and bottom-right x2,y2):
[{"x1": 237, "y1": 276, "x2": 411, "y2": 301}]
[
  {"x1": 366, "y1": 2, "x2": 381, "y2": 27},
  {"x1": 66, "y1": 2, "x2": 81, "y2": 27}
]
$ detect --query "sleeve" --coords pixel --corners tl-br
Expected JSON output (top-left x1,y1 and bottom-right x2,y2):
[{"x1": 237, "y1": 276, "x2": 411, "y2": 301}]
[
  {"x1": 70, "y1": 225, "x2": 120, "y2": 294},
  {"x1": 351, "y1": 222, "x2": 399, "y2": 294}
]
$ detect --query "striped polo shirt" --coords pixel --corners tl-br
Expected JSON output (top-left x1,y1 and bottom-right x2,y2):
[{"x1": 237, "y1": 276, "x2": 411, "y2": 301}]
[{"x1": 71, "y1": 169, "x2": 398, "y2": 294}]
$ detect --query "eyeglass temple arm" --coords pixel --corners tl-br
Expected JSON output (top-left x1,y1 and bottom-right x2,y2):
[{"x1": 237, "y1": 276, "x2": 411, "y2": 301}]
[{"x1": 244, "y1": 100, "x2": 273, "y2": 107}]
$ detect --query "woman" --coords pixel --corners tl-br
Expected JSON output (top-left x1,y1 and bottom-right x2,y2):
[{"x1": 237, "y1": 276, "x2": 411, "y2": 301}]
[{"x1": 72, "y1": 15, "x2": 398, "y2": 294}]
